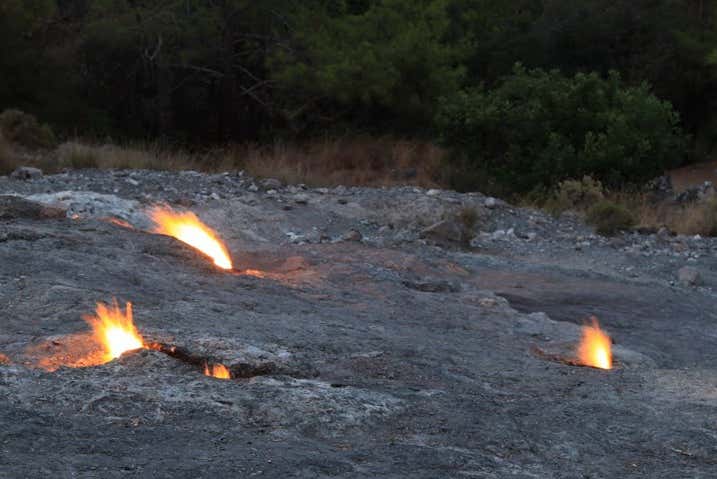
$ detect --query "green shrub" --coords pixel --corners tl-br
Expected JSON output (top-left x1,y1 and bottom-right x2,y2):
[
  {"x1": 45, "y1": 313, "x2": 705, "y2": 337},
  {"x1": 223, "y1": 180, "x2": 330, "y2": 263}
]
[
  {"x1": 586, "y1": 200, "x2": 636, "y2": 236},
  {"x1": 0, "y1": 109, "x2": 56, "y2": 149},
  {"x1": 436, "y1": 65, "x2": 687, "y2": 193}
]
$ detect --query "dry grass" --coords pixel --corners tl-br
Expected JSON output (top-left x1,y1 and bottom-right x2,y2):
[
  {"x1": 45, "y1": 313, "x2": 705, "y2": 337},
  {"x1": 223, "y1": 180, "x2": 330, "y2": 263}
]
[
  {"x1": 0, "y1": 132, "x2": 15, "y2": 175},
  {"x1": 524, "y1": 175, "x2": 717, "y2": 237},
  {"x1": 565, "y1": 189, "x2": 717, "y2": 236},
  {"x1": 634, "y1": 195, "x2": 717, "y2": 236},
  {"x1": 50, "y1": 137, "x2": 446, "y2": 188},
  {"x1": 56, "y1": 142, "x2": 200, "y2": 171},
  {"x1": 223, "y1": 137, "x2": 445, "y2": 188}
]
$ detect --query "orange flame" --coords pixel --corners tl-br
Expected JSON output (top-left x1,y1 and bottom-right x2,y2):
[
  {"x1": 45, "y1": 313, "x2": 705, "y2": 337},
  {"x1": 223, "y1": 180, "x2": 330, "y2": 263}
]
[
  {"x1": 577, "y1": 317, "x2": 612, "y2": 370},
  {"x1": 149, "y1": 206, "x2": 233, "y2": 270},
  {"x1": 84, "y1": 300, "x2": 144, "y2": 363},
  {"x1": 106, "y1": 217, "x2": 134, "y2": 229},
  {"x1": 204, "y1": 363, "x2": 232, "y2": 380}
]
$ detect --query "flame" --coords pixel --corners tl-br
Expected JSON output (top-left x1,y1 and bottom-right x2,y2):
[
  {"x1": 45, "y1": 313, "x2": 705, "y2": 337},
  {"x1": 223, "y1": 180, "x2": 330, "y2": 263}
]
[
  {"x1": 84, "y1": 300, "x2": 144, "y2": 362},
  {"x1": 106, "y1": 217, "x2": 134, "y2": 229},
  {"x1": 577, "y1": 317, "x2": 613, "y2": 370},
  {"x1": 242, "y1": 269, "x2": 266, "y2": 278},
  {"x1": 204, "y1": 363, "x2": 232, "y2": 380},
  {"x1": 149, "y1": 206, "x2": 233, "y2": 270}
]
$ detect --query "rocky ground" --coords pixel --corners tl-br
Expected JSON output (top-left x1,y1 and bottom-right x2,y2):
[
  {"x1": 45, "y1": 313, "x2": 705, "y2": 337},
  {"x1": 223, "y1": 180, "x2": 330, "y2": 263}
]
[{"x1": 1, "y1": 168, "x2": 716, "y2": 478}]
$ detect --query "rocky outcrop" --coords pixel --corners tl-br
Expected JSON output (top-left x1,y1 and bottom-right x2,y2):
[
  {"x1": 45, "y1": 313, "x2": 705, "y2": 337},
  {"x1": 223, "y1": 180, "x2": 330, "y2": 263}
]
[{"x1": 0, "y1": 170, "x2": 716, "y2": 477}]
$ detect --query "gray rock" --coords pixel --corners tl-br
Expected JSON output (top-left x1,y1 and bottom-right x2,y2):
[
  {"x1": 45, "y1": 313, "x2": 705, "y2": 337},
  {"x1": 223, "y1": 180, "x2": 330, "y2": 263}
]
[
  {"x1": 303, "y1": 229, "x2": 324, "y2": 243},
  {"x1": 419, "y1": 219, "x2": 466, "y2": 244},
  {"x1": 675, "y1": 181, "x2": 715, "y2": 204},
  {"x1": 10, "y1": 167, "x2": 43, "y2": 180},
  {"x1": 490, "y1": 229, "x2": 516, "y2": 241},
  {"x1": 678, "y1": 266, "x2": 702, "y2": 287},
  {"x1": 26, "y1": 191, "x2": 143, "y2": 225},
  {"x1": 340, "y1": 229, "x2": 363, "y2": 242},
  {"x1": 1, "y1": 168, "x2": 717, "y2": 477},
  {"x1": 0, "y1": 195, "x2": 65, "y2": 219},
  {"x1": 647, "y1": 175, "x2": 673, "y2": 201},
  {"x1": 294, "y1": 194, "x2": 310, "y2": 205},
  {"x1": 402, "y1": 279, "x2": 461, "y2": 293},
  {"x1": 484, "y1": 197, "x2": 498, "y2": 209},
  {"x1": 261, "y1": 178, "x2": 283, "y2": 190},
  {"x1": 657, "y1": 227, "x2": 672, "y2": 241}
]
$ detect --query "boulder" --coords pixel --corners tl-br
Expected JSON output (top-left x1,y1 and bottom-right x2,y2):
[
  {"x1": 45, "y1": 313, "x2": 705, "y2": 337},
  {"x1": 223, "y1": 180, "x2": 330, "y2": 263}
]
[
  {"x1": 10, "y1": 166, "x2": 42, "y2": 180},
  {"x1": 0, "y1": 195, "x2": 65, "y2": 220},
  {"x1": 293, "y1": 194, "x2": 310, "y2": 205},
  {"x1": 484, "y1": 197, "x2": 498, "y2": 209},
  {"x1": 260, "y1": 178, "x2": 282, "y2": 190},
  {"x1": 678, "y1": 266, "x2": 702, "y2": 287},
  {"x1": 340, "y1": 229, "x2": 363, "y2": 242}
]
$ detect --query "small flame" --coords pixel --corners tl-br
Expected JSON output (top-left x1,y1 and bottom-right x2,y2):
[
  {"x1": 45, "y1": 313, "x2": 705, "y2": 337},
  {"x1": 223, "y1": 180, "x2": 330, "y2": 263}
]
[
  {"x1": 149, "y1": 206, "x2": 233, "y2": 270},
  {"x1": 106, "y1": 217, "x2": 134, "y2": 229},
  {"x1": 577, "y1": 317, "x2": 613, "y2": 370},
  {"x1": 242, "y1": 269, "x2": 266, "y2": 278},
  {"x1": 204, "y1": 363, "x2": 232, "y2": 380},
  {"x1": 84, "y1": 300, "x2": 144, "y2": 362}
]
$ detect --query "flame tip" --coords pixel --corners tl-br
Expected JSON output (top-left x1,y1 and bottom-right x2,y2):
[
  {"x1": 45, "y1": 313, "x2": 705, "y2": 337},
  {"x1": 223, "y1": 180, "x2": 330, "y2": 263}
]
[
  {"x1": 577, "y1": 318, "x2": 613, "y2": 370},
  {"x1": 85, "y1": 298, "x2": 144, "y2": 363},
  {"x1": 204, "y1": 362, "x2": 232, "y2": 380},
  {"x1": 149, "y1": 206, "x2": 233, "y2": 270}
]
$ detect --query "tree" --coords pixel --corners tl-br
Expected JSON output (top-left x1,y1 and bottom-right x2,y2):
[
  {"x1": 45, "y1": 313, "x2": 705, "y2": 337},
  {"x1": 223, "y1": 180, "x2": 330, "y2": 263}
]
[
  {"x1": 271, "y1": 0, "x2": 466, "y2": 135},
  {"x1": 78, "y1": 0, "x2": 292, "y2": 140},
  {"x1": 437, "y1": 65, "x2": 687, "y2": 193},
  {"x1": 0, "y1": 1, "x2": 57, "y2": 114}
]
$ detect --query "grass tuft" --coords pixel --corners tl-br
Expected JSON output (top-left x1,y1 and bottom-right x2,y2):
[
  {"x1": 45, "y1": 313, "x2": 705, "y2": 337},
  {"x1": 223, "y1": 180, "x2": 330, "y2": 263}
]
[{"x1": 0, "y1": 133, "x2": 16, "y2": 175}]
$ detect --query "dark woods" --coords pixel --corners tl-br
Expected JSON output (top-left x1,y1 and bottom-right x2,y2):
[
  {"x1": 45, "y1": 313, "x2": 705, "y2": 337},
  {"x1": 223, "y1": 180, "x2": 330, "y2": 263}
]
[{"x1": 1, "y1": 1, "x2": 716, "y2": 190}]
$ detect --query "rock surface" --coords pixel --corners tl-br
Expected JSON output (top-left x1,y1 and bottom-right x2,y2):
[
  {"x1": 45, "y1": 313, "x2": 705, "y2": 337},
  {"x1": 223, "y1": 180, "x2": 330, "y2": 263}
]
[
  {"x1": 678, "y1": 265, "x2": 703, "y2": 287},
  {"x1": 0, "y1": 169, "x2": 716, "y2": 477},
  {"x1": 10, "y1": 166, "x2": 43, "y2": 180}
]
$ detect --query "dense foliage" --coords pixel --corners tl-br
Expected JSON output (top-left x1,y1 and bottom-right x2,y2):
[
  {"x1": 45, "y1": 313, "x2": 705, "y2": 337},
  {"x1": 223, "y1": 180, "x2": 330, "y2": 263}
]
[
  {"x1": 437, "y1": 66, "x2": 686, "y2": 191},
  {"x1": 1, "y1": 0, "x2": 715, "y2": 190}
]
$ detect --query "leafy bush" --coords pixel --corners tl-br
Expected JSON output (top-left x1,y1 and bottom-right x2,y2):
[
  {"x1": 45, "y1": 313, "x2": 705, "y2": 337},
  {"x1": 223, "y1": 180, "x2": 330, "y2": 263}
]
[
  {"x1": 436, "y1": 65, "x2": 687, "y2": 193},
  {"x1": 0, "y1": 109, "x2": 56, "y2": 149},
  {"x1": 586, "y1": 200, "x2": 636, "y2": 236}
]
